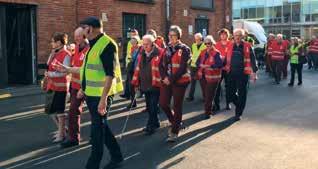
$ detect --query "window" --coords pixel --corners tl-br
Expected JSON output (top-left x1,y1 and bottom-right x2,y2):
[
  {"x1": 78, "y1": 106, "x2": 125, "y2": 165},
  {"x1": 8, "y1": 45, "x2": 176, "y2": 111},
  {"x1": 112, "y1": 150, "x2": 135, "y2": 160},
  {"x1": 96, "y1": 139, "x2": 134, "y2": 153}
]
[
  {"x1": 291, "y1": 2, "x2": 300, "y2": 22},
  {"x1": 249, "y1": 8, "x2": 256, "y2": 18},
  {"x1": 283, "y1": 2, "x2": 291, "y2": 23},
  {"x1": 191, "y1": 0, "x2": 214, "y2": 10}
]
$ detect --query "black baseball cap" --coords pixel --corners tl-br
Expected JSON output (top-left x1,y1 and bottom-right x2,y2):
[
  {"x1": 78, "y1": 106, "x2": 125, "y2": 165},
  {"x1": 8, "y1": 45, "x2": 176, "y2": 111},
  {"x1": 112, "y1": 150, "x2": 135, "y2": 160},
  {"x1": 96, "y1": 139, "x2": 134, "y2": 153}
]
[{"x1": 80, "y1": 16, "x2": 102, "y2": 28}]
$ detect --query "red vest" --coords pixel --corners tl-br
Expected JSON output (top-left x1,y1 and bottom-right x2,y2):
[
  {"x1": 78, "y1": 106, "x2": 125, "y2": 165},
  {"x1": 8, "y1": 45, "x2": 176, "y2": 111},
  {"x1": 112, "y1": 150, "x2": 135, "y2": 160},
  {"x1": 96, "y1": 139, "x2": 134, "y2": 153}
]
[
  {"x1": 131, "y1": 47, "x2": 163, "y2": 88},
  {"x1": 215, "y1": 40, "x2": 231, "y2": 61},
  {"x1": 171, "y1": 48, "x2": 191, "y2": 84},
  {"x1": 309, "y1": 39, "x2": 318, "y2": 54},
  {"x1": 47, "y1": 49, "x2": 71, "y2": 92},
  {"x1": 197, "y1": 49, "x2": 222, "y2": 83},
  {"x1": 225, "y1": 42, "x2": 253, "y2": 75},
  {"x1": 271, "y1": 41, "x2": 287, "y2": 61},
  {"x1": 71, "y1": 45, "x2": 89, "y2": 90}
]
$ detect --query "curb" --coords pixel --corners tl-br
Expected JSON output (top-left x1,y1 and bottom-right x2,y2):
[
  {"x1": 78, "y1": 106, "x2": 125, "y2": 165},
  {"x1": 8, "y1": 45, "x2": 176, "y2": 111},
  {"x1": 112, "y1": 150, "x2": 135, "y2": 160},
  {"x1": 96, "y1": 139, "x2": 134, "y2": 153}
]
[{"x1": 0, "y1": 85, "x2": 44, "y2": 101}]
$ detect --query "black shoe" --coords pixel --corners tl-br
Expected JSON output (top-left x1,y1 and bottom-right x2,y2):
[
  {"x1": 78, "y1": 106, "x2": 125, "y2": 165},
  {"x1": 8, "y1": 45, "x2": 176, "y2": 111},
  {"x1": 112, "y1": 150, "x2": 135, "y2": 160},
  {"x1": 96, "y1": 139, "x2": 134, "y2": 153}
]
[
  {"x1": 212, "y1": 105, "x2": 220, "y2": 112},
  {"x1": 60, "y1": 140, "x2": 79, "y2": 148},
  {"x1": 185, "y1": 97, "x2": 194, "y2": 102},
  {"x1": 288, "y1": 83, "x2": 294, "y2": 87},
  {"x1": 103, "y1": 158, "x2": 123, "y2": 169},
  {"x1": 234, "y1": 115, "x2": 241, "y2": 121},
  {"x1": 204, "y1": 114, "x2": 211, "y2": 119},
  {"x1": 273, "y1": 81, "x2": 280, "y2": 85},
  {"x1": 144, "y1": 128, "x2": 157, "y2": 135},
  {"x1": 120, "y1": 94, "x2": 129, "y2": 99},
  {"x1": 225, "y1": 104, "x2": 231, "y2": 110},
  {"x1": 298, "y1": 82, "x2": 302, "y2": 86}
]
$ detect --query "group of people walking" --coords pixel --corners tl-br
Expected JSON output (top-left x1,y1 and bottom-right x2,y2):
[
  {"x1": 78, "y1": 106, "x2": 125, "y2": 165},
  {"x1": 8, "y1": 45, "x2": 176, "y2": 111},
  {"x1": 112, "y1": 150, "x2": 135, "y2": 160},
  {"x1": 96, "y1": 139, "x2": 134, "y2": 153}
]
[{"x1": 41, "y1": 16, "x2": 318, "y2": 169}]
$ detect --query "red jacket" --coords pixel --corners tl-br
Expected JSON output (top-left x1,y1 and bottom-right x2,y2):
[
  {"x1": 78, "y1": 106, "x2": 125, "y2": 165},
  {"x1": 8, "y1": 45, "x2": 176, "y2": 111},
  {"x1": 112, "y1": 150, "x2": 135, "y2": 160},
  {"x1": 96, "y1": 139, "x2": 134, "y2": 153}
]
[
  {"x1": 215, "y1": 40, "x2": 232, "y2": 61},
  {"x1": 196, "y1": 49, "x2": 222, "y2": 83},
  {"x1": 225, "y1": 41, "x2": 253, "y2": 75},
  {"x1": 131, "y1": 46, "x2": 164, "y2": 88},
  {"x1": 309, "y1": 39, "x2": 318, "y2": 54},
  {"x1": 47, "y1": 49, "x2": 71, "y2": 92},
  {"x1": 271, "y1": 40, "x2": 287, "y2": 61},
  {"x1": 71, "y1": 45, "x2": 89, "y2": 90}
]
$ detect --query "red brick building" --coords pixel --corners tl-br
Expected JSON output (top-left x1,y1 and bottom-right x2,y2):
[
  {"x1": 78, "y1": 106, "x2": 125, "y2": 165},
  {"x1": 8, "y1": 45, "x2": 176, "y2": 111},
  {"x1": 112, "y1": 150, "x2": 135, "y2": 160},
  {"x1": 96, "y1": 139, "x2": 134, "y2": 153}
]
[{"x1": 0, "y1": 0, "x2": 232, "y2": 88}]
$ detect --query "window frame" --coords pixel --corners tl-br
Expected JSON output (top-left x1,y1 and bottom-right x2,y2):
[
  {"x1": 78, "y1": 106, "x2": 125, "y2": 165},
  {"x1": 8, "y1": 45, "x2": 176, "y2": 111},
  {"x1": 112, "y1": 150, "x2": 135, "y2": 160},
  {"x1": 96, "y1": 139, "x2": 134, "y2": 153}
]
[{"x1": 191, "y1": 0, "x2": 214, "y2": 11}]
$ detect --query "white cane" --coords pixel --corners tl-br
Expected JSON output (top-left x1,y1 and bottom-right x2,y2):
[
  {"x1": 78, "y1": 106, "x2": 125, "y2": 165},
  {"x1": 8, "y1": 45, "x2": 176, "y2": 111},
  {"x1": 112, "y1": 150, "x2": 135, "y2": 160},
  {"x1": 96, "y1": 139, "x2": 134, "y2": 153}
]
[{"x1": 119, "y1": 94, "x2": 137, "y2": 139}]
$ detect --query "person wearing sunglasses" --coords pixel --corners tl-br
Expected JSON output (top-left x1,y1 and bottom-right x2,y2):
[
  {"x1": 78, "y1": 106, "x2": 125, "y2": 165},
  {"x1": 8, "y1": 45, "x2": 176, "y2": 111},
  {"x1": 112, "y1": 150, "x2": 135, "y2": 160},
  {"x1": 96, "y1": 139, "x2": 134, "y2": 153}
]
[
  {"x1": 196, "y1": 35, "x2": 223, "y2": 119},
  {"x1": 159, "y1": 25, "x2": 191, "y2": 142}
]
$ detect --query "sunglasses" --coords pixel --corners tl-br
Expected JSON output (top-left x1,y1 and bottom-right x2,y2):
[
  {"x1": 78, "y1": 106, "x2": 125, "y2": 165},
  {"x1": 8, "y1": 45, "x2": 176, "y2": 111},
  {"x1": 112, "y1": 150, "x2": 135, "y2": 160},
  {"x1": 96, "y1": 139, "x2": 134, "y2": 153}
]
[{"x1": 204, "y1": 42, "x2": 212, "y2": 45}]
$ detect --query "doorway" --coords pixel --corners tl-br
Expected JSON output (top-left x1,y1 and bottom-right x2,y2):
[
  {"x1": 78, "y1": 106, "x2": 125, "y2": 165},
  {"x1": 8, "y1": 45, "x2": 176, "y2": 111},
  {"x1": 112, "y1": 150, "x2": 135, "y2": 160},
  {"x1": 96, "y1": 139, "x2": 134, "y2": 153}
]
[
  {"x1": 0, "y1": 3, "x2": 37, "y2": 88},
  {"x1": 122, "y1": 13, "x2": 146, "y2": 60}
]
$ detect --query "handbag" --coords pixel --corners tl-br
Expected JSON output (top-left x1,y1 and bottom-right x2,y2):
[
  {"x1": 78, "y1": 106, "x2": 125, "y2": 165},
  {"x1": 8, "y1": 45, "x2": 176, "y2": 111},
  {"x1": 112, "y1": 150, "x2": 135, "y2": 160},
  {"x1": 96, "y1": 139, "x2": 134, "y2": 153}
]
[{"x1": 41, "y1": 76, "x2": 48, "y2": 91}]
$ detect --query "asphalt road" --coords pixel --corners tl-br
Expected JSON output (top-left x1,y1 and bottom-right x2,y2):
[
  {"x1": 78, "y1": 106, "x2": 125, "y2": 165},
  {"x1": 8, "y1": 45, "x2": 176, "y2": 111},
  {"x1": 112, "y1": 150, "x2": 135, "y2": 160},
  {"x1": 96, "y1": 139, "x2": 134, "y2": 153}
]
[{"x1": 1, "y1": 69, "x2": 318, "y2": 169}]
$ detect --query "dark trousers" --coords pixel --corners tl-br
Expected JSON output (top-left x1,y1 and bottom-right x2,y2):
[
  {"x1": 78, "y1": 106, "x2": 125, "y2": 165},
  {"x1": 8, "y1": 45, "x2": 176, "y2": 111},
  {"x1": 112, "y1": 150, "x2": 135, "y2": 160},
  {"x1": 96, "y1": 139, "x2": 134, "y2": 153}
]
[
  {"x1": 187, "y1": 67, "x2": 198, "y2": 99},
  {"x1": 290, "y1": 63, "x2": 303, "y2": 84},
  {"x1": 144, "y1": 90, "x2": 160, "y2": 129},
  {"x1": 68, "y1": 88, "x2": 84, "y2": 142},
  {"x1": 265, "y1": 54, "x2": 272, "y2": 73},
  {"x1": 214, "y1": 71, "x2": 229, "y2": 107},
  {"x1": 85, "y1": 96, "x2": 122, "y2": 169},
  {"x1": 311, "y1": 53, "x2": 318, "y2": 69},
  {"x1": 272, "y1": 60, "x2": 284, "y2": 83},
  {"x1": 199, "y1": 78, "x2": 219, "y2": 115},
  {"x1": 160, "y1": 84, "x2": 188, "y2": 135},
  {"x1": 283, "y1": 58, "x2": 289, "y2": 78},
  {"x1": 123, "y1": 70, "x2": 133, "y2": 97},
  {"x1": 226, "y1": 73, "x2": 248, "y2": 117},
  {"x1": 307, "y1": 52, "x2": 318, "y2": 69}
]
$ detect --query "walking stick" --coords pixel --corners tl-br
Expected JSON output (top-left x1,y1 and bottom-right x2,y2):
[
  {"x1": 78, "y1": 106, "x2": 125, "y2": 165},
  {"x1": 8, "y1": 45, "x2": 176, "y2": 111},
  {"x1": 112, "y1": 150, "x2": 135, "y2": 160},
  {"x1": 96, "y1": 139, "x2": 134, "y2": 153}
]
[{"x1": 119, "y1": 94, "x2": 137, "y2": 139}]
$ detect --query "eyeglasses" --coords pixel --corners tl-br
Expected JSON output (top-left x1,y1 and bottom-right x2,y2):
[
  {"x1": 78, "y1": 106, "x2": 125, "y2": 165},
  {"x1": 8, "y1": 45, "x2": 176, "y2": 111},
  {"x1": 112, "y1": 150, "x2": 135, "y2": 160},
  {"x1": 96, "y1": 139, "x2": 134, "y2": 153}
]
[{"x1": 204, "y1": 42, "x2": 212, "y2": 45}]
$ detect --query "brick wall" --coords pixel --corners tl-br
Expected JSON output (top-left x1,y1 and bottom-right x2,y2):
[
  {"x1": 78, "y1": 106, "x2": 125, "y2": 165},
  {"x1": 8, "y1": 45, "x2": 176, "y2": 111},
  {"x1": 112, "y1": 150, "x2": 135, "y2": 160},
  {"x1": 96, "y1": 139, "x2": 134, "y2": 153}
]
[
  {"x1": 170, "y1": 0, "x2": 232, "y2": 45},
  {"x1": 0, "y1": 0, "x2": 77, "y2": 64},
  {"x1": 0, "y1": 0, "x2": 232, "y2": 65}
]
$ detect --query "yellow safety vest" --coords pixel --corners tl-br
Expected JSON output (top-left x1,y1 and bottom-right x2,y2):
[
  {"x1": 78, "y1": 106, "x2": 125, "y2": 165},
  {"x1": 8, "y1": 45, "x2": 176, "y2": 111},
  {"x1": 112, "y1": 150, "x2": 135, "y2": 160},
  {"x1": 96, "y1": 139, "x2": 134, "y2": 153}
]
[
  {"x1": 290, "y1": 45, "x2": 300, "y2": 64},
  {"x1": 80, "y1": 34, "x2": 124, "y2": 97},
  {"x1": 191, "y1": 43, "x2": 206, "y2": 67}
]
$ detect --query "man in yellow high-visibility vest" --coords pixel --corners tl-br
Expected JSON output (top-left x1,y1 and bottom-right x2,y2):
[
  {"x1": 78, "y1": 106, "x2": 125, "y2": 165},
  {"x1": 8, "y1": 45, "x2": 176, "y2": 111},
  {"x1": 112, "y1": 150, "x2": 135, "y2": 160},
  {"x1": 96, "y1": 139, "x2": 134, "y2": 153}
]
[
  {"x1": 186, "y1": 33, "x2": 206, "y2": 101},
  {"x1": 79, "y1": 16, "x2": 124, "y2": 169}
]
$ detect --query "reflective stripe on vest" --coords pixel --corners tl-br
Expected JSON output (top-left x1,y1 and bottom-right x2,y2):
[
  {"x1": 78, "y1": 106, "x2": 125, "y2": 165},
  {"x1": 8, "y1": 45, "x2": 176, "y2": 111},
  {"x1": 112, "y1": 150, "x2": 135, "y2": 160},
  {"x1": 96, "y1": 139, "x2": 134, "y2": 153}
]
[
  {"x1": 309, "y1": 40, "x2": 318, "y2": 53},
  {"x1": 197, "y1": 49, "x2": 222, "y2": 82},
  {"x1": 225, "y1": 42, "x2": 252, "y2": 75},
  {"x1": 47, "y1": 49, "x2": 70, "y2": 91},
  {"x1": 131, "y1": 47, "x2": 163, "y2": 88},
  {"x1": 81, "y1": 34, "x2": 123, "y2": 97},
  {"x1": 290, "y1": 45, "x2": 300, "y2": 64}
]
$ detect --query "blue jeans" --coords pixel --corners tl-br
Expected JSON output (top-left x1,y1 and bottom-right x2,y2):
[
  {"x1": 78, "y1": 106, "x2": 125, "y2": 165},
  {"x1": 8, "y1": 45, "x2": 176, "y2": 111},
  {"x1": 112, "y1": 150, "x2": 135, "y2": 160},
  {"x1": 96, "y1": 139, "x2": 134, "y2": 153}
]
[
  {"x1": 85, "y1": 96, "x2": 122, "y2": 169},
  {"x1": 144, "y1": 90, "x2": 160, "y2": 129}
]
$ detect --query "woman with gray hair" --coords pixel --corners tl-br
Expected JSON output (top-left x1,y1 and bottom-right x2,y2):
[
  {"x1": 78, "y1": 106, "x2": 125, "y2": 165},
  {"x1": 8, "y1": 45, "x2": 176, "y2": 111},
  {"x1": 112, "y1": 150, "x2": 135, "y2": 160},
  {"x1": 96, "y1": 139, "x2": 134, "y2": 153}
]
[{"x1": 196, "y1": 35, "x2": 223, "y2": 119}]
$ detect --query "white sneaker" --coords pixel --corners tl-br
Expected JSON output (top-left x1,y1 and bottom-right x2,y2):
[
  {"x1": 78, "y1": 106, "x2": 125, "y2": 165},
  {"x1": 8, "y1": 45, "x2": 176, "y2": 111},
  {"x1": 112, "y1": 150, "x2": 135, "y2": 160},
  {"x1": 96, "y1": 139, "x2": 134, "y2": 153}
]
[
  {"x1": 167, "y1": 127, "x2": 172, "y2": 137},
  {"x1": 52, "y1": 136, "x2": 65, "y2": 143},
  {"x1": 166, "y1": 133, "x2": 178, "y2": 142}
]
